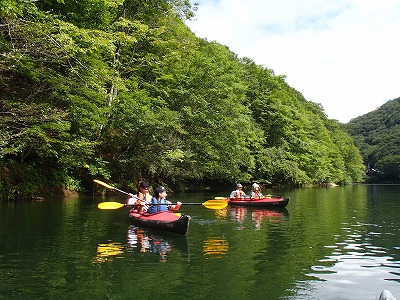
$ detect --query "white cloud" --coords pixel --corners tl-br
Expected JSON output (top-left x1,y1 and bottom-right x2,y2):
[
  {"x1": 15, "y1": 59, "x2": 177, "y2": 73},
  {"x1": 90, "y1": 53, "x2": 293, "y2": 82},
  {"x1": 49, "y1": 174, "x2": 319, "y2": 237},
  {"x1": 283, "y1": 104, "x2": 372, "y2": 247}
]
[{"x1": 187, "y1": 0, "x2": 400, "y2": 122}]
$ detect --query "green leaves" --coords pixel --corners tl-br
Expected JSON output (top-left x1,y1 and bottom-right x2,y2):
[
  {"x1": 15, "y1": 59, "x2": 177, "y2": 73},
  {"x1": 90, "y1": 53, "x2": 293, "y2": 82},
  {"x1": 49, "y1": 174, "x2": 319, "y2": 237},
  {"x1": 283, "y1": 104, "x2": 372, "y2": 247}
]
[
  {"x1": 346, "y1": 98, "x2": 400, "y2": 182},
  {"x1": 0, "y1": 0, "x2": 40, "y2": 19},
  {"x1": 0, "y1": 0, "x2": 367, "y2": 197}
]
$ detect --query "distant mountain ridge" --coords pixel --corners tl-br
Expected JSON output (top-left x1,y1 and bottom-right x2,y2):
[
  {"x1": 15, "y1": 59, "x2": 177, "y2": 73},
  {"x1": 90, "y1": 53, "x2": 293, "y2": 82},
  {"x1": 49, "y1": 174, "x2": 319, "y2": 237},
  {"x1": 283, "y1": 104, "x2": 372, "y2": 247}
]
[{"x1": 345, "y1": 98, "x2": 400, "y2": 182}]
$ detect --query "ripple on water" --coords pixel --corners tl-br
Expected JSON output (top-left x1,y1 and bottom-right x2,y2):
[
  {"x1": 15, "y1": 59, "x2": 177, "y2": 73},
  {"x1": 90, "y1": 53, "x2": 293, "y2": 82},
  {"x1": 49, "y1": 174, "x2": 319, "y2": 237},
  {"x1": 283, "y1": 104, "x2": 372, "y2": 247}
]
[{"x1": 302, "y1": 230, "x2": 400, "y2": 299}]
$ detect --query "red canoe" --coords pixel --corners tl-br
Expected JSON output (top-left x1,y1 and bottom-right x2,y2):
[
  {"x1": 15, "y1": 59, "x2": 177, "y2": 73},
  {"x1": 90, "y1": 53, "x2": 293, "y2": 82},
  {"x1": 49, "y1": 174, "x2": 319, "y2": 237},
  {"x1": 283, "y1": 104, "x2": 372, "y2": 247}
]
[
  {"x1": 129, "y1": 209, "x2": 191, "y2": 235},
  {"x1": 227, "y1": 195, "x2": 290, "y2": 208}
]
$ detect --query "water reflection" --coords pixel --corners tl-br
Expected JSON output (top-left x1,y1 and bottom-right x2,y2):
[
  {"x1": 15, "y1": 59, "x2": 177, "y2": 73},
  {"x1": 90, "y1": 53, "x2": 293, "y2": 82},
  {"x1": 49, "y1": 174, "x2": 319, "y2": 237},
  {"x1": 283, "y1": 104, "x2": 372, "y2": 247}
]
[
  {"x1": 93, "y1": 241, "x2": 124, "y2": 263},
  {"x1": 305, "y1": 253, "x2": 400, "y2": 299},
  {"x1": 224, "y1": 206, "x2": 289, "y2": 230},
  {"x1": 203, "y1": 237, "x2": 229, "y2": 259},
  {"x1": 301, "y1": 220, "x2": 400, "y2": 299},
  {"x1": 126, "y1": 225, "x2": 189, "y2": 262},
  {"x1": 93, "y1": 225, "x2": 189, "y2": 263}
]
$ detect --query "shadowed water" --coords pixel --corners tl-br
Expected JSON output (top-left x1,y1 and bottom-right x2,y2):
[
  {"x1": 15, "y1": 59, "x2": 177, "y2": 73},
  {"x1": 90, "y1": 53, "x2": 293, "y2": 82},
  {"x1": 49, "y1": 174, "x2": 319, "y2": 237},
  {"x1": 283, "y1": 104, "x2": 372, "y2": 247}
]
[{"x1": 0, "y1": 184, "x2": 399, "y2": 299}]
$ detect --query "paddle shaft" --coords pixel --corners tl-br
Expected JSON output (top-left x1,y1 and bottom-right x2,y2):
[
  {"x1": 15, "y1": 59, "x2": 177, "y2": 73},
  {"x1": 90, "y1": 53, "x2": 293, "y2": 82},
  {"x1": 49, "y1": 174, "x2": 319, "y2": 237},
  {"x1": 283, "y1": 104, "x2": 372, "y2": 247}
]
[
  {"x1": 93, "y1": 179, "x2": 146, "y2": 199},
  {"x1": 98, "y1": 198, "x2": 227, "y2": 210},
  {"x1": 111, "y1": 189, "x2": 176, "y2": 204},
  {"x1": 125, "y1": 202, "x2": 198, "y2": 207},
  {"x1": 94, "y1": 180, "x2": 227, "y2": 210},
  {"x1": 154, "y1": 202, "x2": 201, "y2": 206},
  {"x1": 114, "y1": 187, "x2": 131, "y2": 196},
  {"x1": 124, "y1": 193, "x2": 192, "y2": 205},
  {"x1": 94, "y1": 179, "x2": 189, "y2": 203}
]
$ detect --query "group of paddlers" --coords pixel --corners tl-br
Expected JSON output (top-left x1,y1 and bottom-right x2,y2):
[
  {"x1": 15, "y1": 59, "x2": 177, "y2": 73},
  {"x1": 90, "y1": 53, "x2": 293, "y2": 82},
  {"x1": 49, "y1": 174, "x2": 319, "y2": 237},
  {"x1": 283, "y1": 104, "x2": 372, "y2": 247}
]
[
  {"x1": 127, "y1": 181, "x2": 181, "y2": 213},
  {"x1": 128, "y1": 181, "x2": 265, "y2": 213},
  {"x1": 229, "y1": 183, "x2": 264, "y2": 199}
]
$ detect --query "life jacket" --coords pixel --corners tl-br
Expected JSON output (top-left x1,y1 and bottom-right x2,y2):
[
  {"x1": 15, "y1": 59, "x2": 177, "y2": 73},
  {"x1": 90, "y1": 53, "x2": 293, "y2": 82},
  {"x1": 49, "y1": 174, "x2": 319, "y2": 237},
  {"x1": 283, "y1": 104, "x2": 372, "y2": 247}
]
[
  {"x1": 251, "y1": 191, "x2": 263, "y2": 199},
  {"x1": 149, "y1": 197, "x2": 169, "y2": 214},
  {"x1": 138, "y1": 192, "x2": 152, "y2": 201},
  {"x1": 131, "y1": 192, "x2": 152, "y2": 211},
  {"x1": 235, "y1": 190, "x2": 245, "y2": 199}
]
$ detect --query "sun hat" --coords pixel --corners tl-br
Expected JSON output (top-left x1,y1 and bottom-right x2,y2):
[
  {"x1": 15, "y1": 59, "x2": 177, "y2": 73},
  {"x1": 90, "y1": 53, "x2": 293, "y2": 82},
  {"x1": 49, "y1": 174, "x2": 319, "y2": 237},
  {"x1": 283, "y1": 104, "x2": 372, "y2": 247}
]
[
  {"x1": 154, "y1": 186, "x2": 167, "y2": 196},
  {"x1": 139, "y1": 181, "x2": 149, "y2": 188}
]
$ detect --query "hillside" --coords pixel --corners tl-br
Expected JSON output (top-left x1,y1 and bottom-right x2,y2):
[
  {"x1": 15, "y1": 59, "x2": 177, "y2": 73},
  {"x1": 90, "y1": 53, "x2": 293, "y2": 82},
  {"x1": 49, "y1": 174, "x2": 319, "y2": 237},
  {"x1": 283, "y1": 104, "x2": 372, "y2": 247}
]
[
  {"x1": 345, "y1": 98, "x2": 400, "y2": 183},
  {"x1": 0, "y1": 0, "x2": 365, "y2": 198}
]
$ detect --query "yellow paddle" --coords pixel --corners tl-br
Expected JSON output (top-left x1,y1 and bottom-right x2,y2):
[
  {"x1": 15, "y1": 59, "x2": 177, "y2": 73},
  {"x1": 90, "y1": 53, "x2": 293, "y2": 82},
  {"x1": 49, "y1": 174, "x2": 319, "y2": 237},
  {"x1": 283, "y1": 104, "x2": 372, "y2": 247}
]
[
  {"x1": 97, "y1": 199, "x2": 227, "y2": 210},
  {"x1": 94, "y1": 179, "x2": 131, "y2": 196},
  {"x1": 94, "y1": 179, "x2": 228, "y2": 210}
]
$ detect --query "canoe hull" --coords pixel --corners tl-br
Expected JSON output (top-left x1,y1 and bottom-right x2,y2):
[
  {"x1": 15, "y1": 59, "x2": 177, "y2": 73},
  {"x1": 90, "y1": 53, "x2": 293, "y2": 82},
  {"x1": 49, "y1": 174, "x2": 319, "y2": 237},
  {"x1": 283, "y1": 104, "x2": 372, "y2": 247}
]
[
  {"x1": 129, "y1": 209, "x2": 190, "y2": 235},
  {"x1": 228, "y1": 196, "x2": 289, "y2": 208}
]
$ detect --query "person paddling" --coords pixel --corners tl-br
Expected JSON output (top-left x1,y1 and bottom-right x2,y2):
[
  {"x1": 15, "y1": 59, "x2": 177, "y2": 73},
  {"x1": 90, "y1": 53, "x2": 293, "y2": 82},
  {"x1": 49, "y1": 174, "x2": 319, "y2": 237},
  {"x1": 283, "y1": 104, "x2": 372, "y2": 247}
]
[
  {"x1": 250, "y1": 183, "x2": 263, "y2": 199},
  {"x1": 229, "y1": 183, "x2": 247, "y2": 199},
  {"x1": 148, "y1": 186, "x2": 182, "y2": 213},
  {"x1": 127, "y1": 181, "x2": 152, "y2": 212}
]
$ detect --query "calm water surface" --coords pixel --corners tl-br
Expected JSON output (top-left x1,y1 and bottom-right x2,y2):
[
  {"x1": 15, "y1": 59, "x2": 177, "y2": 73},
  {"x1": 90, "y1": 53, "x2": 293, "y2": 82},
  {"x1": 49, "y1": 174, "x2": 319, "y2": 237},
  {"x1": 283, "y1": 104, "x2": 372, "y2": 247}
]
[{"x1": 1, "y1": 184, "x2": 399, "y2": 299}]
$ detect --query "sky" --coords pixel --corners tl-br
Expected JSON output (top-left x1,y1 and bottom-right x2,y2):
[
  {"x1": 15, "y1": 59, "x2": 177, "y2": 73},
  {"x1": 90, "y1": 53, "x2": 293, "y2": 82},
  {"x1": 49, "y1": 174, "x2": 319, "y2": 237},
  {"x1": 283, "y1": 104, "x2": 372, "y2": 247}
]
[{"x1": 185, "y1": 0, "x2": 400, "y2": 123}]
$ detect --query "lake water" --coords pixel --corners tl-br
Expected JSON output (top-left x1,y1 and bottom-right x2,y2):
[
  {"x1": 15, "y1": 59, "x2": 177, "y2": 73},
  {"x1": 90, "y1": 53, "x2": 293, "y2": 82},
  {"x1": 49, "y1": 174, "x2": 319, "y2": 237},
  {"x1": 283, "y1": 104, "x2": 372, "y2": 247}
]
[{"x1": 1, "y1": 184, "x2": 399, "y2": 299}]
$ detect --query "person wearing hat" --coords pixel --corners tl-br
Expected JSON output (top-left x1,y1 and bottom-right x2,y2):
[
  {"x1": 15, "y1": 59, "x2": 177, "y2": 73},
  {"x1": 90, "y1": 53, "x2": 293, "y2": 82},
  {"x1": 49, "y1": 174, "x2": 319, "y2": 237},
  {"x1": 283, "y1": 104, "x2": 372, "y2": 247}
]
[
  {"x1": 127, "y1": 181, "x2": 152, "y2": 212},
  {"x1": 229, "y1": 183, "x2": 247, "y2": 199},
  {"x1": 250, "y1": 183, "x2": 263, "y2": 199},
  {"x1": 148, "y1": 186, "x2": 182, "y2": 214}
]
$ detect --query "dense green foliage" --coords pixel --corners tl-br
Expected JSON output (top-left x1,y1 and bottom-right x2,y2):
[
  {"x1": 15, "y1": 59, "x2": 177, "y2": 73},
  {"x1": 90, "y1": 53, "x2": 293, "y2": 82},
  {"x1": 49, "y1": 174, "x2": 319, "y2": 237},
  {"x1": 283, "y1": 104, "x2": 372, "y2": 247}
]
[
  {"x1": 0, "y1": 0, "x2": 365, "y2": 198},
  {"x1": 345, "y1": 98, "x2": 400, "y2": 183}
]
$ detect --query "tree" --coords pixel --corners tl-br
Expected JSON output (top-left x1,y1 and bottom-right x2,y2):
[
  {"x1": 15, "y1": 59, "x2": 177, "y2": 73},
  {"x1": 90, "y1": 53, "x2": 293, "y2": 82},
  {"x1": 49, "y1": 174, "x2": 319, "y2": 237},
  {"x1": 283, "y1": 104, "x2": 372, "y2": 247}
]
[{"x1": 346, "y1": 98, "x2": 400, "y2": 183}]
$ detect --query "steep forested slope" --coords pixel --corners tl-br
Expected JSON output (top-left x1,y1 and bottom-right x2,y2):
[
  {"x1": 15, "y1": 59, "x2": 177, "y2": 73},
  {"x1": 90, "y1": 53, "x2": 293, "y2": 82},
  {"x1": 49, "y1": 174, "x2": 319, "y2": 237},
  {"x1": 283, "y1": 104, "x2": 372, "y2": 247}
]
[
  {"x1": 0, "y1": 0, "x2": 364, "y2": 198},
  {"x1": 345, "y1": 98, "x2": 400, "y2": 183}
]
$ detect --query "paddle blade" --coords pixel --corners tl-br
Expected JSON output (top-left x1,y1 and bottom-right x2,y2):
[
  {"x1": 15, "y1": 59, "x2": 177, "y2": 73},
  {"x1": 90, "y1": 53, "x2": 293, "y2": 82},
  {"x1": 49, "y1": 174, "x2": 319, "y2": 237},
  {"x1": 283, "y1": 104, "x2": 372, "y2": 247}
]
[
  {"x1": 202, "y1": 200, "x2": 228, "y2": 210},
  {"x1": 98, "y1": 202, "x2": 125, "y2": 210},
  {"x1": 214, "y1": 197, "x2": 226, "y2": 200},
  {"x1": 93, "y1": 179, "x2": 115, "y2": 190}
]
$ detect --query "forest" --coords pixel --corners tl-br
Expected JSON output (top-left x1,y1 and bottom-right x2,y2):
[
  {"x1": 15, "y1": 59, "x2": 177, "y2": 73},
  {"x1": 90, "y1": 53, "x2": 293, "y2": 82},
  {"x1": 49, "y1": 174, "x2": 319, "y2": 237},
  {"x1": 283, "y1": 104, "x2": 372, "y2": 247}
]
[
  {"x1": 345, "y1": 98, "x2": 400, "y2": 183},
  {"x1": 0, "y1": 0, "x2": 365, "y2": 199}
]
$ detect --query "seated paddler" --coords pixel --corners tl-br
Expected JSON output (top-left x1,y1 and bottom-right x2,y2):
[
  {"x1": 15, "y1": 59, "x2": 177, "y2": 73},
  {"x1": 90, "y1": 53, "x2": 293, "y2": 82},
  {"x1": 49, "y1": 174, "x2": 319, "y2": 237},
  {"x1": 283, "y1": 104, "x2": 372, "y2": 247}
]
[
  {"x1": 148, "y1": 186, "x2": 182, "y2": 213},
  {"x1": 127, "y1": 181, "x2": 152, "y2": 212},
  {"x1": 229, "y1": 183, "x2": 247, "y2": 199},
  {"x1": 250, "y1": 183, "x2": 264, "y2": 199}
]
